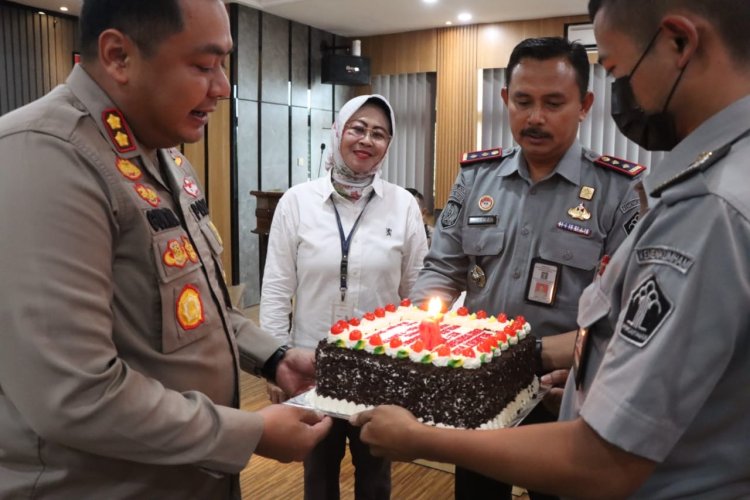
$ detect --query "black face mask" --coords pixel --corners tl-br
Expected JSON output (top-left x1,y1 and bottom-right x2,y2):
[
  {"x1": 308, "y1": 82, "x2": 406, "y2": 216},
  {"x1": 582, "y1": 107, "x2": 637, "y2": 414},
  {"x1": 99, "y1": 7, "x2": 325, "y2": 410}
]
[{"x1": 611, "y1": 29, "x2": 687, "y2": 151}]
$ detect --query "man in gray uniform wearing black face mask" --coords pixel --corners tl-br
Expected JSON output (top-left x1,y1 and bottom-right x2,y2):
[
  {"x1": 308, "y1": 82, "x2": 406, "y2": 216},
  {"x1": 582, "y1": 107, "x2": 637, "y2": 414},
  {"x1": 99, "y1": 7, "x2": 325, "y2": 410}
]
[{"x1": 352, "y1": 0, "x2": 750, "y2": 498}]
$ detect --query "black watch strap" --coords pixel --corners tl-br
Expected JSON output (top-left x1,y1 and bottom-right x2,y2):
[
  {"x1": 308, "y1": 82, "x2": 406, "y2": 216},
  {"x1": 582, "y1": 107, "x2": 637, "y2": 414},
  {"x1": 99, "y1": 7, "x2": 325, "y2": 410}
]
[
  {"x1": 261, "y1": 345, "x2": 290, "y2": 383},
  {"x1": 535, "y1": 338, "x2": 544, "y2": 375}
]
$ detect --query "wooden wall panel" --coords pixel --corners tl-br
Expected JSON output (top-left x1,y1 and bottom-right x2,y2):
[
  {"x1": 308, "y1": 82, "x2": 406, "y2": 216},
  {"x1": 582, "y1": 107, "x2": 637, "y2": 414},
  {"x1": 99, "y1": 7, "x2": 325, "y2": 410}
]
[
  {"x1": 182, "y1": 140, "x2": 206, "y2": 188},
  {"x1": 0, "y1": 2, "x2": 77, "y2": 116},
  {"x1": 477, "y1": 15, "x2": 590, "y2": 69},
  {"x1": 205, "y1": 98, "x2": 233, "y2": 277},
  {"x1": 361, "y1": 29, "x2": 437, "y2": 75},
  {"x1": 362, "y1": 15, "x2": 592, "y2": 208},
  {"x1": 434, "y1": 25, "x2": 478, "y2": 208}
]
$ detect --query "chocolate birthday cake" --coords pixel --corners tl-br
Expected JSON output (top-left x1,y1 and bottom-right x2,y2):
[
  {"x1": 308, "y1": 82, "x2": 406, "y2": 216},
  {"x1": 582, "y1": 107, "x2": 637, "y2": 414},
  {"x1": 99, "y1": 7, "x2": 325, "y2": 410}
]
[{"x1": 313, "y1": 300, "x2": 538, "y2": 429}]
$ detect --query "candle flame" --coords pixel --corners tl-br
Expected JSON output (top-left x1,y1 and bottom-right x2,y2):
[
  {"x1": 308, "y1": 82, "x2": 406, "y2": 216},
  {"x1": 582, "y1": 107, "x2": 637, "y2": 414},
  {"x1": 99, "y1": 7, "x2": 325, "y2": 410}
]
[{"x1": 427, "y1": 297, "x2": 442, "y2": 317}]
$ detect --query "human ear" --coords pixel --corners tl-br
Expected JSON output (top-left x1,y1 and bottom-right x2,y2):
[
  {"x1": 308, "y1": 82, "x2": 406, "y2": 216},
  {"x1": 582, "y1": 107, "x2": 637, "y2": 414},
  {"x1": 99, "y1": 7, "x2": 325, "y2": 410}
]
[
  {"x1": 98, "y1": 29, "x2": 134, "y2": 85},
  {"x1": 661, "y1": 15, "x2": 698, "y2": 67},
  {"x1": 579, "y1": 91, "x2": 594, "y2": 121}
]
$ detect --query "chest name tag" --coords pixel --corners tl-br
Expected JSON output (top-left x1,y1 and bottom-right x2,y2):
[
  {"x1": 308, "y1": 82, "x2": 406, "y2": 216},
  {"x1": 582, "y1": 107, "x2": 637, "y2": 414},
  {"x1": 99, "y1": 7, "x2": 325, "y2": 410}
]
[{"x1": 467, "y1": 215, "x2": 497, "y2": 226}]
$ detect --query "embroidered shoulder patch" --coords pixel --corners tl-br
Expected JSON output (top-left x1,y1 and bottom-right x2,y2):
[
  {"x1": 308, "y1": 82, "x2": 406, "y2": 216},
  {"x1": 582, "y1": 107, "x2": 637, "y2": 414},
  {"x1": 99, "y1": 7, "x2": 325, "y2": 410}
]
[
  {"x1": 623, "y1": 211, "x2": 640, "y2": 235},
  {"x1": 594, "y1": 155, "x2": 646, "y2": 177},
  {"x1": 619, "y1": 276, "x2": 672, "y2": 347},
  {"x1": 460, "y1": 147, "x2": 502, "y2": 166},
  {"x1": 636, "y1": 247, "x2": 694, "y2": 274},
  {"x1": 441, "y1": 200, "x2": 461, "y2": 228}
]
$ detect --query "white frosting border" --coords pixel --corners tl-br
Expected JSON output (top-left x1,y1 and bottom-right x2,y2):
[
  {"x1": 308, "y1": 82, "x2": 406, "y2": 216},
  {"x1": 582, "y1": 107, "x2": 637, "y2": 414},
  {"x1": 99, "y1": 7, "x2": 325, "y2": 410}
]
[{"x1": 306, "y1": 376, "x2": 541, "y2": 430}]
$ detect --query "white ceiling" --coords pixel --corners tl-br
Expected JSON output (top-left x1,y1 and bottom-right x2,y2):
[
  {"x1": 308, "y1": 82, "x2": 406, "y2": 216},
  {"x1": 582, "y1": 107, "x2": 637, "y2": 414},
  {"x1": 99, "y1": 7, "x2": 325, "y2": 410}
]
[{"x1": 13, "y1": 0, "x2": 589, "y2": 37}]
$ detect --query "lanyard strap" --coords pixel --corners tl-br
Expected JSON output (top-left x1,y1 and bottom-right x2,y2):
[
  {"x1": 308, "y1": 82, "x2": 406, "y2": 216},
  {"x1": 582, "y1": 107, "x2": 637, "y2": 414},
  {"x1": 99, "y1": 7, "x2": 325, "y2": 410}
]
[{"x1": 331, "y1": 190, "x2": 376, "y2": 302}]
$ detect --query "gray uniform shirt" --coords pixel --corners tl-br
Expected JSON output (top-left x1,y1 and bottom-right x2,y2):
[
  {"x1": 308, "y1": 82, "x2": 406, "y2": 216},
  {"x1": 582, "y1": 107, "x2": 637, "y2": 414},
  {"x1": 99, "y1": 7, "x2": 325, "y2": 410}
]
[
  {"x1": 413, "y1": 142, "x2": 641, "y2": 338},
  {"x1": 0, "y1": 66, "x2": 280, "y2": 498},
  {"x1": 560, "y1": 95, "x2": 750, "y2": 498}
]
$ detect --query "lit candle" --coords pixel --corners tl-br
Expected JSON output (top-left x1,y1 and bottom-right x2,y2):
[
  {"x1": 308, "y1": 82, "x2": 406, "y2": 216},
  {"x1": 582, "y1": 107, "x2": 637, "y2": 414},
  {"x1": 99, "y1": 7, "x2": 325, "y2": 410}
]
[{"x1": 419, "y1": 297, "x2": 444, "y2": 350}]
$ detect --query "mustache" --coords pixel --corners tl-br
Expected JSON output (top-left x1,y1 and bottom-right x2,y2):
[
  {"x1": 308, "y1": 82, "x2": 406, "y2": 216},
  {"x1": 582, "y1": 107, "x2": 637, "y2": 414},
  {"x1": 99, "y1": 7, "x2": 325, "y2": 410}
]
[{"x1": 521, "y1": 127, "x2": 552, "y2": 139}]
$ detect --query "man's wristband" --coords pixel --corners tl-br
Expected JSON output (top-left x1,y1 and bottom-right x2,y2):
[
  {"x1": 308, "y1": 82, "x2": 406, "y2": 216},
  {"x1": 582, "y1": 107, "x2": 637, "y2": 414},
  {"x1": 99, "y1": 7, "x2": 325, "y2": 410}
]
[{"x1": 261, "y1": 345, "x2": 290, "y2": 383}]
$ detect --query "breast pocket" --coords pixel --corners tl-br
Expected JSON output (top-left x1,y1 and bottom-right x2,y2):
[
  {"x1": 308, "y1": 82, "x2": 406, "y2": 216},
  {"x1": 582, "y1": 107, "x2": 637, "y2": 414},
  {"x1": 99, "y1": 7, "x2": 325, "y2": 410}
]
[
  {"x1": 539, "y1": 232, "x2": 603, "y2": 312},
  {"x1": 152, "y1": 229, "x2": 220, "y2": 354},
  {"x1": 461, "y1": 225, "x2": 505, "y2": 257},
  {"x1": 540, "y1": 232, "x2": 602, "y2": 271}
]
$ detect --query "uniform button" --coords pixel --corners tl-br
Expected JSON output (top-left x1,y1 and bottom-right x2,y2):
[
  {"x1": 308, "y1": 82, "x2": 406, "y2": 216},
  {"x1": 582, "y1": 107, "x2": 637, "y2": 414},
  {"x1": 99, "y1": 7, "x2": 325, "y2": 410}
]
[
  {"x1": 521, "y1": 227, "x2": 530, "y2": 236},
  {"x1": 512, "y1": 270, "x2": 521, "y2": 279},
  {"x1": 563, "y1": 250, "x2": 573, "y2": 261},
  {"x1": 530, "y1": 188, "x2": 537, "y2": 195}
]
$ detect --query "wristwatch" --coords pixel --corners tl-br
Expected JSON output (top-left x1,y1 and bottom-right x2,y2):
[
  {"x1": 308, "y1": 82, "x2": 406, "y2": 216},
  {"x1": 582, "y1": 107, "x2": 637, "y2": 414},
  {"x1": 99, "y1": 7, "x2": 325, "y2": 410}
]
[
  {"x1": 535, "y1": 338, "x2": 544, "y2": 375},
  {"x1": 261, "y1": 345, "x2": 290, "y2": 383}
]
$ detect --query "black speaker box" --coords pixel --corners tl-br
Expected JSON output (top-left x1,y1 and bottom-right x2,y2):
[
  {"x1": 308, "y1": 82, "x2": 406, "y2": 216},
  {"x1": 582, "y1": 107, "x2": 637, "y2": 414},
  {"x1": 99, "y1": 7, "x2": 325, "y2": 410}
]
[{"x1": 321, "y1": 54, "x2": 371, "y2": 86}]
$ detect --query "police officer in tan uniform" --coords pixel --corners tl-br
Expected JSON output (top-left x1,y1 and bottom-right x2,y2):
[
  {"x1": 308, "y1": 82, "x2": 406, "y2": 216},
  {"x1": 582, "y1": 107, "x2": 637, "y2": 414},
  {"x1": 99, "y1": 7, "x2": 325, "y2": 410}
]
[
  {"x1": 0, "y1": 0, "x2": 331, "y2": 497},
  {"x1": 409, "y1": 37, "x2": 642, "y2": 500},
  {"x1": 353, "y1": 1, "x2": 750, "y2": 497}
]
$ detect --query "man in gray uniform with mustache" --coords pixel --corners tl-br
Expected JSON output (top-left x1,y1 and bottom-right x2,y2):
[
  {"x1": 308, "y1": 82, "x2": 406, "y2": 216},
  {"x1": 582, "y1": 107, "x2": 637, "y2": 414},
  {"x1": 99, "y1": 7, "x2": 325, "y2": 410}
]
[{"x1": 410, "y1": 37, "x2": 642, "y2": 500}]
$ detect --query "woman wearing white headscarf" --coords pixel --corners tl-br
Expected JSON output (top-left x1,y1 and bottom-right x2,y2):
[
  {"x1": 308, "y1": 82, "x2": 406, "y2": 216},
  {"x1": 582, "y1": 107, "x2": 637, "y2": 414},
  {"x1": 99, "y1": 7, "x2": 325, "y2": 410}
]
[{"x1": 260, "y1": 95, "x2": 428, "y2": 499}]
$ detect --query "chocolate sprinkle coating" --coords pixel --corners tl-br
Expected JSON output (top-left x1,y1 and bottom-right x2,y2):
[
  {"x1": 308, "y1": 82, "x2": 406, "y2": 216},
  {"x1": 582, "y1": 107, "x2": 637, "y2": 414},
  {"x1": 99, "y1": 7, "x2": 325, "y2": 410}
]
[{"x1": 315, "y1": 335, "x2": 536, "y2": 429}]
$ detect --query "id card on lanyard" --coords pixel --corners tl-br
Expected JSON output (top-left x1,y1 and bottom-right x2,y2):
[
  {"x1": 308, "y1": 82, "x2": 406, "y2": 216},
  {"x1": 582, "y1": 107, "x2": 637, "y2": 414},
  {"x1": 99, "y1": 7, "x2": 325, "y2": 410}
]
[{"x1": 331, "y1": 191, "x2": 376, "y2": 306}]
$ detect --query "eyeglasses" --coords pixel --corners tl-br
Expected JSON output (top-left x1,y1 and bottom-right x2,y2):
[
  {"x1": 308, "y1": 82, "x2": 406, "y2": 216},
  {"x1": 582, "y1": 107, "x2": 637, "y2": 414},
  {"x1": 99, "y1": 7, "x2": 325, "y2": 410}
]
[{"x1": 344, "y1": 124, "x2": 391, "y2": 144}]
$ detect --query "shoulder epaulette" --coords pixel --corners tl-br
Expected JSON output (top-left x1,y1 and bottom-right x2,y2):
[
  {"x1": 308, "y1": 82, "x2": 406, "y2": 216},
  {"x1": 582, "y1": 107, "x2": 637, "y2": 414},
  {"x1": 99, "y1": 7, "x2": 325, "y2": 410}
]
[
  {"x1": 102, "y1": 108, "x2": 137, "y2": 154},
  {"x1": 593, "y1": 154, "x2": 646, "y2": 177},
  {"x1": 460, "y1": 147, "x2": 503, "y2": 167}
]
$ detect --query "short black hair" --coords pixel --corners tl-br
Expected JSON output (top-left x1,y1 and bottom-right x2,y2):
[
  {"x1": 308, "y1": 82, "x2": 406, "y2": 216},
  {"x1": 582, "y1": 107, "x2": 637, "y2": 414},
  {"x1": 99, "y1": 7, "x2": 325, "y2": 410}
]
[
  {"x1": 79, "y1": 0, "x2": 185, "y2": 60},
  {"x1": 588, "y1": 0, "x2": 750, "y2": 65},
  {"x1": 405, "y1": 188, "x2": 424, "y2": 201},
  {"x1": 506, "y1": 37, "x2": 590, "y2": 100}
]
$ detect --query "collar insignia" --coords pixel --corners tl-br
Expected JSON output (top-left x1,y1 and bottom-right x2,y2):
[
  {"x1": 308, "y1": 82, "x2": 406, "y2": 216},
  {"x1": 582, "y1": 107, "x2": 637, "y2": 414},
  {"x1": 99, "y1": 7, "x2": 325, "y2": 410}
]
[
  {"x1": 183, "y1": 177, "x2": 200, "y2": 198},
  {"x1": 115, "y1": 157, "x2": 142, "y2": 181},
  {"x1": 170, "y1": 148, "x2": 184, "y2": 167}
]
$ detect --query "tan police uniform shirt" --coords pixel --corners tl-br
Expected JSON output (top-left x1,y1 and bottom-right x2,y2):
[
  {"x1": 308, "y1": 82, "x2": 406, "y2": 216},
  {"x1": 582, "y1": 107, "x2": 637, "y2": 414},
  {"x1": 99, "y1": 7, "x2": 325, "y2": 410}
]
[{"x1": 0, "y1": 65, "x2": 280, "y2": 498}]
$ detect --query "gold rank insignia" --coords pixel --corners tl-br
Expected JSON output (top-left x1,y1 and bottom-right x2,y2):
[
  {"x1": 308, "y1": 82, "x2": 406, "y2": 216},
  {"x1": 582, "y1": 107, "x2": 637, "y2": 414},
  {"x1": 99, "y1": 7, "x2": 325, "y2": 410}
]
[
  {"x1": 115, "y1": 157, "x2": 142, "y2": 181},
  {"x1": 460, "y1": 147, "x2": 503, "y2": 166},
  {"x1": 579, "y1": 186, "x2": 595, "y2": 201},
  {"x1": 593, "y1": 155, "x2": 646, "y2": 177},
  {"x1": 170, "y1": 148, "x2": 184, "y2": 167},
  {"x1": 176, "y1": 284, "x2": 205, "y2": 331},
  {"x1": 134, "y1": 183, "x2": 161, "y2": 207},
  {"x1": 478, "y1": 195, "x2": 494, "y2": 212},
  {"x1": 163, "y1": 239, "x2": 188, "y2": 268},
  {"x1": 182, "y1": 236, "x2": 200, "y2": 263},
  {"x1": 568, "y1": 202, "x2": 591, "y2": 221},
  {"x1": 102, "y1": 108, "x2": 136, "y2": 153}
]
